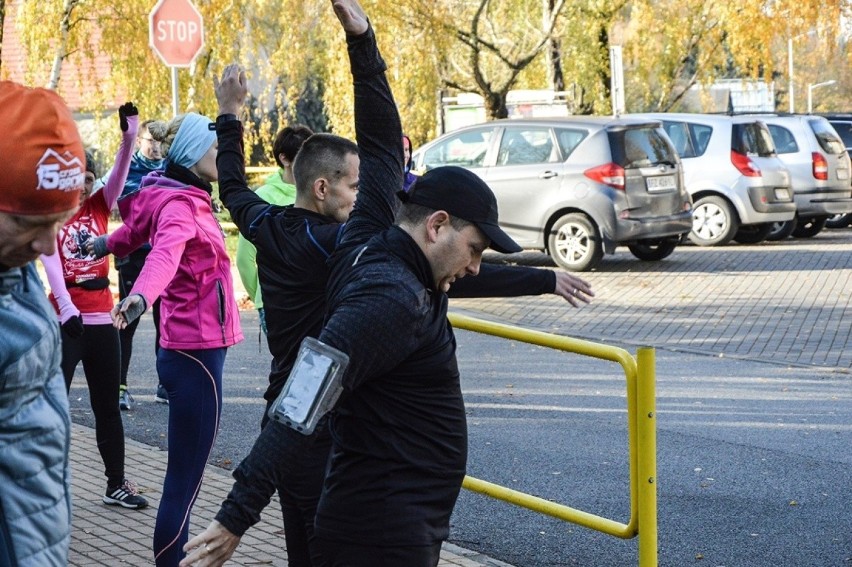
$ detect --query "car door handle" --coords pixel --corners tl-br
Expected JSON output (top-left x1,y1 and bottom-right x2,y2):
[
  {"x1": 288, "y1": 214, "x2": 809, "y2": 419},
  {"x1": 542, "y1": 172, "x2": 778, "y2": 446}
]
[{"x1": 539, "y1": 171, "x2": 558, "y2": 179}]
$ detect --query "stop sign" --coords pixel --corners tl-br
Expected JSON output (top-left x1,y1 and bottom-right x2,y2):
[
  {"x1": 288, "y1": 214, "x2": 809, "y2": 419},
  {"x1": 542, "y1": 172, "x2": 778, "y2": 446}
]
[{"x1": 149, "y1": 0, "x2": 204, "y2": 67}]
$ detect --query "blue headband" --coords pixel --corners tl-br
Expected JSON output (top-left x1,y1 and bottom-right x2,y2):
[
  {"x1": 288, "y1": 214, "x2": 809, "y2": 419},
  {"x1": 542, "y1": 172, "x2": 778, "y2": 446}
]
[{"x1": 167, "y1": 113, "x2": 216, "y2": 169}]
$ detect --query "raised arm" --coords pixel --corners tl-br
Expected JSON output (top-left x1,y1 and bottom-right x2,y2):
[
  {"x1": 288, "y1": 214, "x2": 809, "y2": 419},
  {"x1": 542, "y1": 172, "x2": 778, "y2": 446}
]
[
  {"x1": 100, "y1": 103, "x2": 139, "y2": 209},
  {"x1": 214, "y1": 65, "x2": 279, "y2": 241},
  {"x1": 333, "y1": 0, "x2": 404, "y2": 252}
]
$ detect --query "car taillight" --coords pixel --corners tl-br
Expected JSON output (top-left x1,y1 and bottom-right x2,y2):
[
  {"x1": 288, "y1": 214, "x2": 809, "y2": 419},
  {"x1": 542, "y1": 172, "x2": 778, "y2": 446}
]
[
  {"x1": 731, "y1": 150, "x2": 761, "y2": 177},
  {"x1": 584, "y1": 162, "x2": 625, "y2": 190},
  {"x1": 812, "y1": 152, "x2": 828, "y2": 180}
]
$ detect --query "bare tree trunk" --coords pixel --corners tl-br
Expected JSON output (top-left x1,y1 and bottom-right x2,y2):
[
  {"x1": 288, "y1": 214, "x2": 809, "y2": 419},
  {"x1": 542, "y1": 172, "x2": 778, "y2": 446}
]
[
  {"x1": 484, "y1": 91, "x2": 509, "y2": 120},
  {"x1": 47, "y1": 0, "x2": 78, "y2": 90},
  {"x1": 544, "y1": 0, "x2": 564, "y2": 91}
]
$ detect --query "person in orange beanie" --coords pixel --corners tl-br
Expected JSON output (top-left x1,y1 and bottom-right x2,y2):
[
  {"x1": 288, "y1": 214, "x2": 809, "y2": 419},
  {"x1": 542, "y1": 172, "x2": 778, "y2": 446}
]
[{"x1": 0, "y1": 80, "x2": 84, "y2": 566}]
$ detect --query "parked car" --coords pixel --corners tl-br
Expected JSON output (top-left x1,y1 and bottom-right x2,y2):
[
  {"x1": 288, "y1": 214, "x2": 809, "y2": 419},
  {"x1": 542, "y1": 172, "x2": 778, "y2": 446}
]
[
  {"x1": 818, "y1": 113, "x2": 852, "y2": 228},
  {"x1": 744, "y1": 114, "x2": 852, "y2": 238},
  {"x1": 410, "y1": 118, "x2": 693, "y2": 271},
  {"x1": 631, "y1": 113, "x2": 795, "y2": 246}
]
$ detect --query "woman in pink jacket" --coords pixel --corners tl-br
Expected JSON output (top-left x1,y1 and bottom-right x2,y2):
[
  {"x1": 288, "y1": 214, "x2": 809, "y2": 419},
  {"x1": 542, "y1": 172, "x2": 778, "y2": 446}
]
[{"x1": 92, "y1": 112, "x2": 243, "y2": 566}]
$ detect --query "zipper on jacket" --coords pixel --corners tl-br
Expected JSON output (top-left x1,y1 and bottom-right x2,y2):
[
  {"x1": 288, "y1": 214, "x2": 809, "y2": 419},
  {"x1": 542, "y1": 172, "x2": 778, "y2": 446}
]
[{"x1": 216, "y1": 280, "x2": 226, "y2": 343}]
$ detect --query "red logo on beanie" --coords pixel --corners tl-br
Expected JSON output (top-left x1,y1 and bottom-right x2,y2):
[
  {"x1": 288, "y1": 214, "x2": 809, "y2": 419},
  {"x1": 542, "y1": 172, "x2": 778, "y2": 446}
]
[{"x1": 36, "y1": 149, "x2": 86, "y2": 192}]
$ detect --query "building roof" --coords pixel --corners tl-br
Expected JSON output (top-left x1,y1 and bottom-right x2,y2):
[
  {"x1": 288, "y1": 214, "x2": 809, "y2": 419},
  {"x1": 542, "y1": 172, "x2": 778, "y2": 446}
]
[{"x1": 1, "y1": 0, "x2": 121, "y2": 112}]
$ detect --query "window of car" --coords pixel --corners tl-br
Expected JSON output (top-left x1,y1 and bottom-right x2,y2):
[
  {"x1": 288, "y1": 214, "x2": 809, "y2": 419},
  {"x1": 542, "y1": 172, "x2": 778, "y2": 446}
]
[
  {"x1": 828, "y1": 120, "x2": 852, "y2": 148},
  {"x1": 421, "y1": 127, "x2": 493, "y2": 169},
  {"x1": 690, "y1": 124, "x2": 713, "y2": 156},
  {"x1": 732, "y1": 122, "x2": 776, "y2": 157},
  {"x1": 807, "y1": 118, "x2": 846, "y2": 155},
  {"x1": 661, "y1": 121, "x2": 694, "y2": 158},
  {"x1": 766, "y1": 124, "x2": 799, "y2": 154},
  {"x1": 496, "y1": 127, "x2": 556, "y2": 166},
  {"x1": 554, "y1": 128, "x2": 587, "y2": 159},
  {"x1": 609, "y1": 126, "x2": 677, "y2": 168}
]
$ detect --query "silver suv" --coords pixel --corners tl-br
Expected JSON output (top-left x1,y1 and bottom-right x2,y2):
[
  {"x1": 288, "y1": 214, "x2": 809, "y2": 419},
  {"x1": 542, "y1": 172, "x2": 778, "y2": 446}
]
[
  {"x1": 753, "y1": 114, "x2": 852, "y2": 238},
  {"x1": 411, "y1": 118, "x2": 693, "y2": 271},
  {"x1": 632, "y1": 113, "x2": 795, "y2": 246}
]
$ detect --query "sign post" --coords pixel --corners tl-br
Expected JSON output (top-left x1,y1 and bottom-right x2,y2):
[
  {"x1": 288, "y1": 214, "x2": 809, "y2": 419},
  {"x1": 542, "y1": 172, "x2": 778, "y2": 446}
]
[
  {"x1": 149, "y1": 0, "x2": 205, "y2": 116},
  {"x1": 609, "y1": 46, "x2": 625, "y2": 117}
]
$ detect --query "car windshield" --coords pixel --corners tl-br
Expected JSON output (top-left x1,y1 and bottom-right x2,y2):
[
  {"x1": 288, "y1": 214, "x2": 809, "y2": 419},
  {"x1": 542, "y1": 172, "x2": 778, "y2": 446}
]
[
  {"x1": 732, "y1": 122, "x2": 776, "y2": 157},
  {"x1": 609, "y1": 126, "x2": 677, "y2": 168},
  {"x1": 808, "y1": 119, "x2": 846, "y2": 154}
]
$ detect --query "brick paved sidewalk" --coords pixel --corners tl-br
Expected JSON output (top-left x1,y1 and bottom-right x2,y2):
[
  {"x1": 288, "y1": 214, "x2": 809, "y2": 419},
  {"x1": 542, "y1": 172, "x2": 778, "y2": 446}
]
[{"x1": 69, "y1": 423, "x2": 512, "y2": 566}]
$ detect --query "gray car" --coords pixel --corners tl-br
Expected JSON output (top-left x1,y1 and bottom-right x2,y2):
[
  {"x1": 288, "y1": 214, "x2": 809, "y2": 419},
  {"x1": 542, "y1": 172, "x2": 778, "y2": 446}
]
[
  {"x1": 632, "y1": 113, "x2": 795, "y2": 246},
  {"x1": 753, "y1": 114, "x2": 852, "y2": 238},
  {"x1": 820, "y1": 113, "x2": 852, "y2": 228},
  {"x1": 411, "y1": 118, "x2": 693, "y2": 271}
]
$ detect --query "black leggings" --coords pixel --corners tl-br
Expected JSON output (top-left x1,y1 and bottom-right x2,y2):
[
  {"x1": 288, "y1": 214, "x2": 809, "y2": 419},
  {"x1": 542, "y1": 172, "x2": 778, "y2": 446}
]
[
  {"x1": 62, "y1": 323, "x2": 125, "y2": 487},
  {"x1": 117, "y1": 260, "x2": 161, "y2": 387}
]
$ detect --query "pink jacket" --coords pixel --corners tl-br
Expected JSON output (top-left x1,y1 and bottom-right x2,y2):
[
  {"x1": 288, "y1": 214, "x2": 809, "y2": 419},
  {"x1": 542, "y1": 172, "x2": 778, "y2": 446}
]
[{"x1": 107, "y1": 172, "x2": 243, "y2": 350}]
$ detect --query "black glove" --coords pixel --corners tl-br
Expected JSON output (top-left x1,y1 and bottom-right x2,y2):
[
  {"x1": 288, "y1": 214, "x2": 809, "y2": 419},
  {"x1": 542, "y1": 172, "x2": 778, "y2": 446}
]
[
  {"x1": 116, "y1": 294, "x2": 148, "y2": 327},
  {"x1": 89, "y1": 235, "x2": 110, "y2": 259},
  {"x1": 61, "y1": 315, "x2": 85, "y2": 339},
  {"x1": 118, "y1": 102, "x2": 138, "y2": 132}
]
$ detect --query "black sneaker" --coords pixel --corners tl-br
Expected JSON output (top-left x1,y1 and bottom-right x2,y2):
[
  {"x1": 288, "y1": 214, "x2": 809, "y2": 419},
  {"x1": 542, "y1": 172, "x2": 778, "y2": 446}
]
[
  {"x1": 155, "y1": 383, "x2": 169, "y2": 404},
  {"x1": 103, "y1": 479, "x2": 148, "y2": 510}
]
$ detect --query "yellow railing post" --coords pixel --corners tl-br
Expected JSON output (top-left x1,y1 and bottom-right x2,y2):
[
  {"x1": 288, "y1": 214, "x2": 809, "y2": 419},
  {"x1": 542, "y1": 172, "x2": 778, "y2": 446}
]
[
  {"x1": 637, "y1": 347, "x2": 658, "y2": 567},
  {"x1": 447, "y1": 313, "x2": 658, "y2": 566}
]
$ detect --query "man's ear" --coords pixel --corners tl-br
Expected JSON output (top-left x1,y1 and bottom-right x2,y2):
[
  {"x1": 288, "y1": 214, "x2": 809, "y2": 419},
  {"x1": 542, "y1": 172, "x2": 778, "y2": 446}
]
[
  {"x1": 311, "y1": 178, "x2": 327, "y2": 201},
  {"x1": 425, "y1": 210, "x2": 450, "y2": 244}
]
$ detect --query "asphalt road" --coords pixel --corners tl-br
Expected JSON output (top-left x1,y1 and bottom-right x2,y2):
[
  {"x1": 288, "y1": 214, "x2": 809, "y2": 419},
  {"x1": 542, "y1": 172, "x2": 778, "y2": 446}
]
[{"x1": 68, "y1": 227, "x2": 852, "y2": 566}]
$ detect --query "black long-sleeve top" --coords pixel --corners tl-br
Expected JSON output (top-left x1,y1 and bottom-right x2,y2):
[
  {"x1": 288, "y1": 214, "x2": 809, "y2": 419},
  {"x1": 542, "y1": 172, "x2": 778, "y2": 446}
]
[{"x1": 213, "y1": 25, "x2": 558, "y2": 539}]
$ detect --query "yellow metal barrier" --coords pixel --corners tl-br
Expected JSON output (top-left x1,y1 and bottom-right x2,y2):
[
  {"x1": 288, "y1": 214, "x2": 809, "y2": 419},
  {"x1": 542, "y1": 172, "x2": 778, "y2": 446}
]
[{"x1": 448, "y1": 312, "x2": 658, "y2": 566}]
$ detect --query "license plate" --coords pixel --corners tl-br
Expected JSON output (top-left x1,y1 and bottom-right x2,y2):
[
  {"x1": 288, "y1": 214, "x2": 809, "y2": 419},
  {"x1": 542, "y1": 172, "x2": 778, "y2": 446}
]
[
  {"x1": 774, "y1": 188, "x2": 790, "y2": 200},
  {"x1": 646, "y1": 175, "x2": 676, "y2": 192},
  {"x1": 837, "y1": 168, "x2": 849, "y2": 180}
]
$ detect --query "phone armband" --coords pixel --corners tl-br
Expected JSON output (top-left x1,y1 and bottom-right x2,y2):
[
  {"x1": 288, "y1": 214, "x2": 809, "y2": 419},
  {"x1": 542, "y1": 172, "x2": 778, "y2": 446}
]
[{"x1": 267, "y1": 336, "x2": 349, "y2": 435}]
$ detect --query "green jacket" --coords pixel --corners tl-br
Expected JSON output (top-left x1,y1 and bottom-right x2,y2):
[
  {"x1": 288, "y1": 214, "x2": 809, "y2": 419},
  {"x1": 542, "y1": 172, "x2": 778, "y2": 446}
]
[{"x1": 236, "y1": 170, "x2": 297, "y2": 310}]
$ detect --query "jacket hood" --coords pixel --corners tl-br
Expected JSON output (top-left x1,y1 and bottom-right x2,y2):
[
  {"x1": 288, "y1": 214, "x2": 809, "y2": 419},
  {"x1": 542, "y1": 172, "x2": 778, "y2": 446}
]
[{"x1": 119, "y1": 171, "x2": 214, "y2": 236}]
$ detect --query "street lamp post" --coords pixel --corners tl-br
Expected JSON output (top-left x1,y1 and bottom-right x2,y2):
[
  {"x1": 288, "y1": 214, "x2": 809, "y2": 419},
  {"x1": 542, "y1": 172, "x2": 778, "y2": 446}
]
[
  {"x1": 788, "y1": 38, "x2": 795, "y2": 113},
  {"x1": 787, "y1": 29, "x2": 818, "y2": 114},
  {"x1": 807, "y1": 80, "x2": 837, "y2": 113}
]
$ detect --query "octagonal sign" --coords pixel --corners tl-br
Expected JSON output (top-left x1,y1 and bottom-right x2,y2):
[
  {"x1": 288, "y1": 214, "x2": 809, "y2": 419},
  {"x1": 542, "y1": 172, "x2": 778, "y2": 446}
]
[{"x1": 149, "y1": 0, "x2": 204, "y2": 67}]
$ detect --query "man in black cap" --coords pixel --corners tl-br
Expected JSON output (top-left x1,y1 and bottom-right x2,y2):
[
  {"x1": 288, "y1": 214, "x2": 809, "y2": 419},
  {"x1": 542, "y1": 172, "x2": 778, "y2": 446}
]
[{"x1": 310, "y1": 165, "x2": 530, "y2": 566}]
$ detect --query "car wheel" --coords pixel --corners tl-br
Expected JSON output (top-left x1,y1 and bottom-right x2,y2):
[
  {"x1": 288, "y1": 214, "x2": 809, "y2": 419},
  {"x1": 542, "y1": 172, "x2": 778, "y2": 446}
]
[
  {"x1": 791, "y1": 216, "x2": 828, "y2": 238},
  {"x1": 824, "y1": 213, "x2": 852, "y2": 229},
  {"x1": 688, "y1": 195, "x2": 739, "y2": 246},
  {"x1": 766, "y1": 218, "x2": 797, "y2": 241},
  {"x1": 732, "y1": 223, "x2": 774, "y2": 244},
  {"x1": 627, "y1": 239, "x2": 678, "y2": 261},
  {"x1": 547, "y1": 213, "x2": 603, "y2": 272}
]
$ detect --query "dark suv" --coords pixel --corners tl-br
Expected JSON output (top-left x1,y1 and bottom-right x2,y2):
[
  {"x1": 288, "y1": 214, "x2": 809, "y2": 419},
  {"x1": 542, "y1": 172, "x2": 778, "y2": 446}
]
[{"x1": 411, "y1": 118, "x2": 693, "y2": 271}]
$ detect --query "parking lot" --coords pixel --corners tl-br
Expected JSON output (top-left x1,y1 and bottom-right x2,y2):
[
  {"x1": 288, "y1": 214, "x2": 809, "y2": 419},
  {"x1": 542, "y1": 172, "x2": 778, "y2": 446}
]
[
  {"x1": 455, "y1": 228, "x2": 852, "y2": 371},
  {"x1": 67, "y1": 226, "x2": 850, "y2": 566}
]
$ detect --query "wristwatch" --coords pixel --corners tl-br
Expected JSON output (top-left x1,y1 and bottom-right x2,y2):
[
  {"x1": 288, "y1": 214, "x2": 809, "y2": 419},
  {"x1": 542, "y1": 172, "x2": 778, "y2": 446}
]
[{"x1": 211, "y1": 113, "x2": 240, "y2": 130}]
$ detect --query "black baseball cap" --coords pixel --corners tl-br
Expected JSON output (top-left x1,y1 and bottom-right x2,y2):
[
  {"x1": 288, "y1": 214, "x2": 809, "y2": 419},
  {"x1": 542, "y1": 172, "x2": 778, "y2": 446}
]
[{"x1": 398, "y1": 166, "x2": 522, "y2": 254}]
